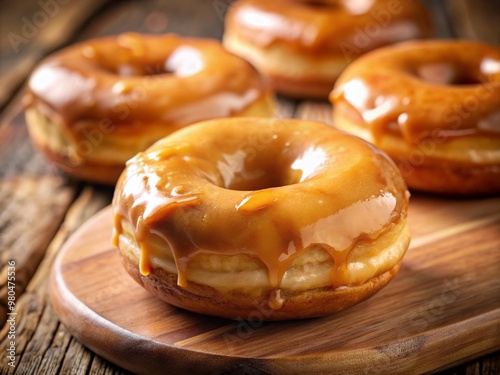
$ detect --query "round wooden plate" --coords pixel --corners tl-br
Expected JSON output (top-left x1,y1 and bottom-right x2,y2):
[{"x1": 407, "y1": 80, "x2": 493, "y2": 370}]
[{"x1": 50, "y1": 198, "x2": 500, "y2": 375}]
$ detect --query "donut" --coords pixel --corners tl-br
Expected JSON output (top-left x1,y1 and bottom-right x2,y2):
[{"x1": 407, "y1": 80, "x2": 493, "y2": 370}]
[
  {"x1": 223, "y1": 0, "x2": 432, "y2": 98},
  {"x1": 25, "y1": 33, "x2": 275, "y2": 184},
  {"x1": 112, "y1": 117, "x2": 410, "y2": 320},
  {"x1": 330, "y1": 40, "x2": 500, "y2": 195}
]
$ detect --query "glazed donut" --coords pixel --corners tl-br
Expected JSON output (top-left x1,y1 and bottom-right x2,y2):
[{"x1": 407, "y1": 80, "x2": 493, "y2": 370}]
[
  {"x1": 25, "y1": 33, "x2": 275, "y2": 184},
  {"x1": 112, "y1": 117, "x2": 410, "y2": 320},
  {"x1": 223, "y1": 0, "x2": 432, "y2": 98},
  {"x1": 330, "y1": 40, "x2": 500, "y2": 195}
]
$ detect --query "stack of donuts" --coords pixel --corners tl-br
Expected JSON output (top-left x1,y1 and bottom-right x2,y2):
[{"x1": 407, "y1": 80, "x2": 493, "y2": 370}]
[{"x1": 26, "y1": 0, "x2": 499, "y2": 320}]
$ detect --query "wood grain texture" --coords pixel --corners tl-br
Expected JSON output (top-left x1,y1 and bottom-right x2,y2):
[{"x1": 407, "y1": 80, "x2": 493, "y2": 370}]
[
  {"x1": 0, "y1": 76, "x2": 78, "y2": 327},
  {"x1": 0, "y1": 0, "x2": 109, "y2": 109},
  {"x1": 0, "y1": 176, "x2": 74, "y2": 327},
  {"x1": 76, "y1": 0, "x2": 226, "y2": 42},
  {"x1": 0, "y1": 187, "x2": 117, "y2": 375},
  {"x1": 446, "y1": 0, "x2": 500, "y2": 44},
  {"x1": 50, "y1": 193, "x2": 500, "y2": 375}
]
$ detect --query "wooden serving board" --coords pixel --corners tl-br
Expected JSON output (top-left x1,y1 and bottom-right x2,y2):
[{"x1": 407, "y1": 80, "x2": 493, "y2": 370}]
[{"x1": 50, "y1": 195, "x2": 500, "y2": 375}]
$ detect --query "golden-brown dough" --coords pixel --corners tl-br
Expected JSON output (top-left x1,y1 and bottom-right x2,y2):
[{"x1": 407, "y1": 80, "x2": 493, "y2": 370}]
[
  {"x1": 112, "y1": 118, "x2": 410, "y2": 320},
  {"x1": 223, "y1": 0, "x2": 432, "y2": 98},
  {"x1": 25, "y1": 33, "x2": 275, "y2": 184},
  {"x1": 331, "y1": 40, "x2": 500, "y2": 195}
]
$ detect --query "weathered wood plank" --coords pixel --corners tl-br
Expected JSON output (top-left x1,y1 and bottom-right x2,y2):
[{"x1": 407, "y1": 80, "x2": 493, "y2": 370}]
[
  {"x1": 57, "y1": 337, "x2": 94, "y2": 375},
  {"x1": 36, "y1": 321, "x2": 72, "y2": 375},
  {"x1": 0, "y1": 186, "x2": 113, "y2": 374},
  {"x1": 0, "y1": 89, "x2": 79, "y2": 327},
  {"x1": 295, "y1": 101, "x2": 333, "y2": 125},
  {"x1": 446, "y1": 0, "x2": 500, "y2": 44},
  {"x1": 76, "y1": 0, "x2": 226, "y2": 41},
  {"x1": 420, "y1": 0, "x2": 455, "y2": 38},
  {"x1": 274, "y1": 96, "x2": 296, "y2": 119},
  {"x1": 0, "y1": 176, "x2": 75, "y2": 327},
  {"x1": 0, "y1": 0, "x2": 109, "y2": 110}
]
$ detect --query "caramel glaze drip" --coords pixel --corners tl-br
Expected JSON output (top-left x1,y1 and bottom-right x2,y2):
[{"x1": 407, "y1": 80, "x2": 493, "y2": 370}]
[
  {"x1": 112, "y1": 119, "x2": 409, "y2": 308},
  {"x1": 268, "y1": 289, "x2": 284, "y2": 310},
  {"x1": 226, "y1": 0, "x2": 432, "y2": 56},
  {"x1": 26, "y1": 33, "x2": 270, "y2": 147},
  {"x1": 331, "y1": 40, "x2": 500, "y2": 144}
]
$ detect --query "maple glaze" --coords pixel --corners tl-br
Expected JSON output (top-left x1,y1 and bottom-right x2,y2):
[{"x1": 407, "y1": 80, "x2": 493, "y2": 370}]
[
  {"x1": 225, "y1": 0, "x2": 432, "y2": 57},
  {"x1": 112, "y1": 118, "x2": 409, "y2": 295},
  {"x1": 331, "y1": 40, "x2": 500, "y2": 144}
]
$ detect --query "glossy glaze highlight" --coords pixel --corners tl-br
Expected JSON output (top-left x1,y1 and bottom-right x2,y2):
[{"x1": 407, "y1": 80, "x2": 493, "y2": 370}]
[
  {"x1": 331, "y1": 41, "x2": 500, "y2": 144},
  {"x1": 226, "y1": 0, "x2": 432, "y2": 56},
  {"x1": 25, "y1": 33, "x2": 275, "y2": 184},
  {"x1": 113, "y1": 118, "x2": 409, "y2": 291},
  {"x1": 331, "y1": 40, "x2": 500, "y2": 194}
]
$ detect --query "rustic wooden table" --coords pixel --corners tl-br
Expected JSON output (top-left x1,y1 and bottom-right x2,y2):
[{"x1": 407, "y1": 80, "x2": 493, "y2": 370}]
[{"x1": 0, "y1": 0, "x2": 499, "y2": 374}]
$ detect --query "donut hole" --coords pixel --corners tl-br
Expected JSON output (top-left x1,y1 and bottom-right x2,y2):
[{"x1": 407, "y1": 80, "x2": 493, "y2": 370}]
[
  {"x1": 301, "y1": 1, "x2": 337, "y2": 8},
  {"x1": 91, "y1": 57, "x2": 171, "y2": 77},
  {"x1": 217, "y1": 152, "x2": 298, "y2": 191},
  {"x1": 217, "y1": 144, "x2": 328, "y2": 191},
  {"x1": 415, "y1": 63, "x2": 485, "y2": 85},
  {"x1": 223, "y1": 169, "x2": 287, "y2": 191},
  {"x1": 94, "y1": 46, "x2": 203, "y2": 78},
  {"x1": 115, "y1": 63, "x2": 169, "y2": 77}
]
